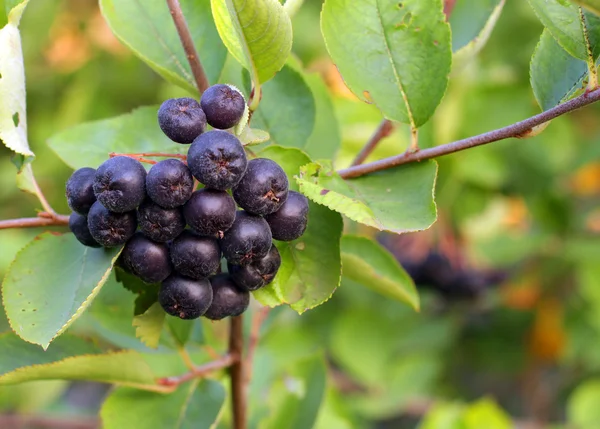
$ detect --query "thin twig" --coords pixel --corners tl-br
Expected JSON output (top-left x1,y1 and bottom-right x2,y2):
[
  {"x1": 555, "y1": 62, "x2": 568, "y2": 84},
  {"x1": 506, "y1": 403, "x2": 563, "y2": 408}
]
[
  {"x1": 350, "y1": 119, "x2": 394, "y2": 166},
  {"x1": 443, "y1": 0, "x2": 457, "y2": 19},
  {"x1": 157, "y1": 354, "x2": 236, "y2": 387},
  {"x1": 229, "y1": 315, "x2": 246, "y2": 429},
  {"x1": 338, "y1": 87, "x2": 600, "y2": 179},
  {"x1": 109, "y1": 152, "x2": 187, "y2": 160},
  {"x1": 0, "y1": 414, "x2": 98, "y2": 429},
  {"x1": 0, "y1": 214, "x2": 69, "y2": 230},
  {"x1": 166, "y1": 0, "x2": 210, "y2": 93},
  {"x1": 245, "y1": 306, "x2": 270, "y2": 384},
  {"x1": 31, "y1": 172, "x2": 58, "y2": 217}
]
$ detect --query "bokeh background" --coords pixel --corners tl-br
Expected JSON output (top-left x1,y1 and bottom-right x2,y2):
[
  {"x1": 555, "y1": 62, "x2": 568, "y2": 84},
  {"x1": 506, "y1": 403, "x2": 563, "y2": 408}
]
[{"x1": 1, "y1": 0, "x2": 600, "y2": 428}]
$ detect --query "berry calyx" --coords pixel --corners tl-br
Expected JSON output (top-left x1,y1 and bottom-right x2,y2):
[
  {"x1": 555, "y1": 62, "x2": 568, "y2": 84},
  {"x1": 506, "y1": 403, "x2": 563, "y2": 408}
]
[
  {"x1": 66, "y1": 167, "x2": 97, "y2": 215},
  {"x1": 233, "y1": 158, "x2": 288, "y2": 215},
  {"x1": 159, "y1": 274, "x2": 213, "y2": 319},
  {"x1": 170, "y1": 231, "x2": 221, "y2": 279},
  {"x1": 203, "y1": 274, "x2": 250, "y2": 320},
  {"x1": 183, "y1": 189, "x2": 236, "y2": 237},
  {"x1": 146, "y1": 159, "x2": 194, "y2": 209},
  {"x1": 137, "y1": 199, "x2": 186, "y2": 243},
  {"x1": 93, "y1": 156, "x2": 147, "y2": 213},
  {"x1": 121, "y1": 233, "x2": 172, "y2": 283},
  {"x1": 87, "y1": 201, "x2": 137, "y2": 247},
  {"x1": 158, "y1": 98, "x2": 207, "y2": 144},
  {"x1": 221, "y1": 211, "x2": 272, "y2": 266},
  {"x1": 69, "y1": 212, "x2": 101, "y2": 248},
  {"x1": 187, "y1": 130, "x2": 247, "y2": 191},
  {"x1": 265, "y1": 191, "x2": 309, "y2": 241},
  {"x1": 228, "y1": 245, "x2": 281, "y2": 291},
  {"x1": 200, "y1": 84, "x2": 246, "y2": 130}
]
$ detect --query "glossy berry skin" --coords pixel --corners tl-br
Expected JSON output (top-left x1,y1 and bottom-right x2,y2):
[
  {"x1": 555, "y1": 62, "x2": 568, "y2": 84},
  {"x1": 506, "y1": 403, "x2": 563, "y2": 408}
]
[
  {"x1": 121, "y1": 233, "x2": 172, "y2": 283},
  {"x1": 87, "y1": 201, "x2": 137, "y2": 247},
  {"x1": 233, "y1": 158, "x2": 288, "y2": 215},
  {"x1": 146, "y1": 159, "x2": 194, "y2": 209},
  {"x1": 93, "y1": 156, "x2": 147, "y2": 213},
  {"x1": 170, "y1": 231, "x2": 221, "y2": 279},
  {"x1": 221, "y1": 211, "x2": 272, "y2": 266},
  {"x1": 265, "y1": 191, "x2": 309, "y2": 241},
  {"x1": 66, "y1": 167, "x2": 97, "y2": 215},
  {"x1": 69, "y1": 212, "x2": 101, "y2": 248},
  {"x1": 187, "y1": 130, "x2": 247, "y2": 190},
  {"x1": 159, "y1": 274, "x2": 213, "y2": 319},
  {"x1": 183, "y1": 189, "x2": 236, "y2": 237},
  {"x1": 137, "y1": 199, "x2": 185, "y2": 243},
  {"x1": 228, "y1": 245, "x2": 280, "y2": 291},
  {"x1": 204, "y1": 274, "x2": 249, "y2": 320},
  {"x1": 158, "y1": 98, "x2": 206, "y2": 144},
  {"x1": 200, "y1": 84, "x2": 246, "y2": 130}
]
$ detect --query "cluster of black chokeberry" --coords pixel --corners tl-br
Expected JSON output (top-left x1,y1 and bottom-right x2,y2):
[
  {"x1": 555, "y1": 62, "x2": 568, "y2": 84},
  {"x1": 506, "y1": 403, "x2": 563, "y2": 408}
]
[{"x1": 66, "y1": 84, "x2": 310, "y2": 321}]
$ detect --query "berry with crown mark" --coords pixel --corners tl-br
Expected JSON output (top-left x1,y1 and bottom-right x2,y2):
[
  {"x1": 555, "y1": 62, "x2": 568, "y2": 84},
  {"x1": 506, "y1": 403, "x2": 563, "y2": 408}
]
[
  {"x1": 221, "y1": 211, "x2": 272, "y2": 266},
  {"x1": 170, "y1": 231, "x2": 221, "y2": 279},
  {"x1": 159, "y1": 274, "x2": 213, "y2": 319},
  {"x1": 233, "y1": 158, "x2": 288, "y2": 216},
  {"x1": 121, "y1": 233, "x2": 172, "y2": 283},
  {"x1": 265, "y1": 191, "x2": 309, "y2": 241},
  {"x1": 228, "y1": 245, "x2": 281, "y2": 291},
  {"x1": 93, "y1": 156, "x2": 147, "y2": 213},
  {"x1": 87, "y1": 201, "x2": 137, "y2": 247},
  {"x1": 200, "y1": 84, "x2": 246, "y2": 130},
  {"x1": 137, "y1": 199, "x2": 185, "y2": 243},
  {"x1": 158, "y1": 97, "x2": 207, "y2": 143},
  {"x1": 146, "y1": 159, "x2": 194, "y2": 209},
  {"x1": 183, "y1": 189, "x2": 236, "y2": 237}
]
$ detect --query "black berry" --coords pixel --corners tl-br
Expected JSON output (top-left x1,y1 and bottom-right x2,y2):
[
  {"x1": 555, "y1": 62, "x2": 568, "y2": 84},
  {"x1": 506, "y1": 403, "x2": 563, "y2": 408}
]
[
  {"x1": 170, "y1": 231, "x2": 221, "y2": 279},
  {"x1": 187, "y1": 130, "x2": 247, "y2": 190},
  {"x1": 146, "y1": 159, "x2": 194, "y2": 209},
  {"x1": 137, "y1": 199, "x2": 185, "y2": 243},
  {"x1": 265, "y1": 191, "x2": 309, "y2": 241},
  {"x1": 93, "y1": 156, "x2": 147, "y2": 213},
  {"x1": 87, "y1": 201, "x2": 137, "y2": 247},
  {"x1": 159, "y1": 274, "x2": 213, "y2": 319},
  {"x1": 228, "y1": 245, "x2": 281, "y2": 291},
  {"x1": 121, "y1": 233, "x2": 172, "y2": 283},
  {"x1": 158, "y1": 98, "x2": 207, "y2": 144},
  {"x1": 200, "y1": 84, "x2": 246, "y2": 130},
  {"x1": 69, "y1": 212, "x2": 101, "y2": 248},
  {"x1": 221, "y1": 211, "x2": 272, "y2": 266},
  {"x1": 183, "y1": 189, "x2": 236, "y2": 237},
  {"x1": 66, "y1": 167, "x2": 97, "y2": 215},
  {"x1": 233, "y1": 158, "x2": 288, "y2": 215},
  {"x1": 204, "y1": 274, "x2": 249, "y2": 320}
]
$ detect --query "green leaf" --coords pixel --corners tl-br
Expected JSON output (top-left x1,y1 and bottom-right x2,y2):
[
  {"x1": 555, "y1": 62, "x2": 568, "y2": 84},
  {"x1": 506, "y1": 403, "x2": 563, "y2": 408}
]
[
  {"x1": 418, "y1": 402, "x2": 464, "y2": 429},
  {"x1": 211, "y1": 0, "x2": 292, "y2": 84},
  {"x1": 251, "y1": 65, "x2": 316, "y2": 152},
  {"x1": 530, "y1": 29, "x2": 588, "y2": 111},
  {"x1": 101, "y1": 379, "x2": 226, "y2": 429},
  {"x1": 132, "y1": 302, "x2": 166, "y2": 349},
  {"x1": 527, "y1": 0, "x2": 600, "y2": 61},
  {"x1": 296, "y1": 161, "x2": 438, "y2": 234},
  {"x1": 575, "y1": 0, "x2": 600, "y2": 16},
  {"x1": 251, "y1": 146, "x2": 343, "y2": 313},
  {"x1": 303, "y1": 73, "x2": 341, "y2": 160},
  {"x1": 321, "y1": 0, "x2": 451, "y2": 127},
  {"x1": 462, "y1": 399, "x2": 512, "y2": 429},
  {"x1": 259, "y1": 353, "x2": 327, "y2": 429},
  {"x1": 238, "y1": 126, "x2": 270, "y2": 146},
  {"x1": 2, "y1": 233, "x2": 121, "y2": 348},
  {"x1": 568, "y1": 379, "x2": 600, "y2": 429},
  {"x1": 48, "y1": 106, "x2": 184, "y2": 169},
  {"x1": 341, "y1": 235, "x2": 419, "y2": 310},
  {"x1": 0, "y1": 332, "x2": 171, "y2": 392},
  {"x1": 99, "y1": 0, "x2": 226, "y2": 93},
  {"x1": 166, "y1": 316, "x2": 193, "y2": 347}
]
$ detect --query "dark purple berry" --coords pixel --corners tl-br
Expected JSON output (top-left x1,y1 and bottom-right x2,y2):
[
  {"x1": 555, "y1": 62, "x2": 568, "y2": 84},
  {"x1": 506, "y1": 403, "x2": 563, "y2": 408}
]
[
  {"x1": 200, "y1": 84, "x2": 246, "y2": 130},
  {"x1": 265, "y1": 191, "x2": 309, "y2": 241},
  {"x1": 121, "y1": 233, "x2": 172, "y2": 283},
  {"x1": 204, "y1": 274, "x2": 249, "y2": 320},
  {"x1": 69, "y1": 212, "x2": 101, "y2": 248},
  {"x1": 183, "y1": 189, "x2": 236, "y2": 237},
  {"x1": 233, "y1": 158, "x2": 288, "y2": 216},
  {"x1": 170, "y1": 231, "x2": 221, "y2": 279},
  {"x1": 158, "y1": 98, "x2": 207, "y2": 144},
  {"x1": 159, "y1": 274, "x2": 213, "y2": 319},
  {"x1": 146, "y1": 159, "x2": 194, "y2": 209},
  {"x1": 137, "y1": 199, "x2": 185, "y2": 243},
  {"x1": 87, "y1": 201, "x2": 137, "y2": 247},
  {"x1": 187, "y1": 130, "x2": 247, "y2": 190},
  {"x1": 93, "y1": 156, "x2": 147, "y2": 213},
  {"x1": 228, "y1": 245, "x2": 280, "y2": 291},
  {"x1": 66, "y1": 167, "x2": 97, "y2": 215},
  {"x1": 220, "y1": 211, "x2": 272, "y2": 266}
]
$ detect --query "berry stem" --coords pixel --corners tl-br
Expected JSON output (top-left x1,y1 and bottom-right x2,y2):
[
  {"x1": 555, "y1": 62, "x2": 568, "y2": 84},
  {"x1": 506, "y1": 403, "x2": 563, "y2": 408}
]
[
  {"x1": 157, "y1": 354, "x2": 236, "y2": 387},
  {"x1": 229, "y1": 315, "x2": 247, "y2": 429},
  {"x1": 338, "y1": 87, "x2": 600, "y2": 179},
  {"x1": 350, "y1": 119, "x2": 394, "y2": 166},
  {"x1": 0, "y1": 213, "x2": 69, "y2": 230},
  {"x1": 166, "y1": 0, "x2": 210, "y2": 93}
]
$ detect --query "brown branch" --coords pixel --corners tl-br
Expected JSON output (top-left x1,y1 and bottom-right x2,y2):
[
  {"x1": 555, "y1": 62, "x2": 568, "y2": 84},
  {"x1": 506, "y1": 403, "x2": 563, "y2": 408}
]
[
  {"x1": 166, "y1": 0, "x2": 210, "y2": 93},
  {"x1": 338, "y1": 87, "x2": 600, "y2": 179},
  {"x1": 444, "y1": 0, "x2": 457, "y2": 19},
  {"x1": 0, "y1": 414, "x2": 98, "y2": 429},
  {"x1": 0, "y1": 214, "x2": 69, "y2": 230},
  {"x1": 157, "y1": 354, "x2": 236, "y2": 387},
  {"x1": 350, "y1": 119, "x2": 394, "y2": 166},
  {"x1": 245, "y1": 306, "x2": 270, "y2": 384},
  {"x1": 229, "y1": 315, "x2": 246, "y2": 429}
]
